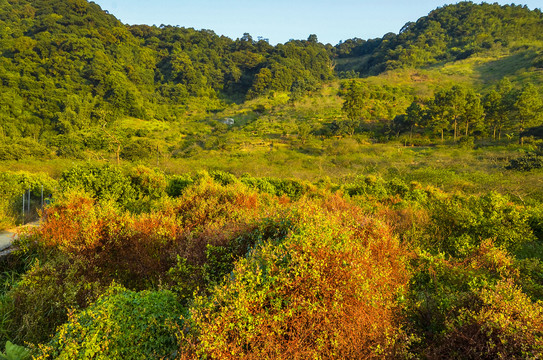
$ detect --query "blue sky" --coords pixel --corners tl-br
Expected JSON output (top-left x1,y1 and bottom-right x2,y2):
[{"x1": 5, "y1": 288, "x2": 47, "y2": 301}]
[{"x1": 91, "y1": 1, "x2": 543, "y2": 45}]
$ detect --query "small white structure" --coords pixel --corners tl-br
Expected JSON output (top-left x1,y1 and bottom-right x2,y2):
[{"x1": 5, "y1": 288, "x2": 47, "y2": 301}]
[{"x1": 221, "y1": 118, "x2": 235, "y2": 125}]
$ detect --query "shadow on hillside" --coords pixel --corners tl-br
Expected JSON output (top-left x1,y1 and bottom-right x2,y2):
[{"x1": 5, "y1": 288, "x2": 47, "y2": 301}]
[{"x1": 474, "y1": 49, "x2": 540, "y2": 82}]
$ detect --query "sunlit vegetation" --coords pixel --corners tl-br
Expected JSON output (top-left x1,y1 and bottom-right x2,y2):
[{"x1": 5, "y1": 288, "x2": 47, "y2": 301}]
[
  {"x1": 0, "y1": 166, "x2": 540, "y2": 358},
  {"x1": 1, "y1": 0, "x2": 543, "y2": 358}
]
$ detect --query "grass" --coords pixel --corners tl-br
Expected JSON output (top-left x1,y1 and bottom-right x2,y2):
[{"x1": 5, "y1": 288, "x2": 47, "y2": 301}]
[{"x1": 2, "y1": 138, "x2": 541, "y2": 203}]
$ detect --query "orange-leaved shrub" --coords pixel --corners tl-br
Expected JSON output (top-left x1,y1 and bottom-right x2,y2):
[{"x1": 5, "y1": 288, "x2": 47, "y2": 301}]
[
  {"x1": 30, "y1": 180, "x2": 277, "y2": 289},
  {"x1": 179, "y1": 194, "x2": 411, "y2": 359},
  {"x1": 14, "y1": 180, "x2": 282, "y2": 344}
]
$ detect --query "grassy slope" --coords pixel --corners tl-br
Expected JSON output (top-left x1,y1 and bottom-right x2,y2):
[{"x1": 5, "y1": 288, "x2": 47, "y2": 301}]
[{"x1": 2, "y1": 48, "x2": 543, "y2": 201}]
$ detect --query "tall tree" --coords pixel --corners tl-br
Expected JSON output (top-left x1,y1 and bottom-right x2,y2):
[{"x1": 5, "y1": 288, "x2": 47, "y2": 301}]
[
  {"x1": 426, "y1": 96, "x2": 449, "y2": 142},
  {"x1": 483, "y1": 90, "x2": 503, "y2": 140},
  {"x1": 515, "y1": 83, "x2": 543, "y2": 145},
  {"x1": 444, "y1": 86, "x2": 467, "y2": 142},
  {"x1": 404, "y1": 100, "x2": 425, "y2": 139},
  {"x1": 484, "y1": 78, "x2": 515, "y2": 140},
  {"x1": 341, "y1": 80, "x2": 364, "y2": 136},
  {"x1": 462, "y1": 89, "x2": 484, "y2": 137}
]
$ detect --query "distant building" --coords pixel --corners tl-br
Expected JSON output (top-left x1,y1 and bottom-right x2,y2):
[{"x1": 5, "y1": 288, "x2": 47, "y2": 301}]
[{"x1": 221, "y1": 118, "x2": 235, "y2": 125}]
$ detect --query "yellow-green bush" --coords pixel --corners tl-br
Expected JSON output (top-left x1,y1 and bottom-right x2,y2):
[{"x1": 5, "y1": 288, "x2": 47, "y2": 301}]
[{"x1": 36, "y1": 284, "x2": 182, "y2": 360}]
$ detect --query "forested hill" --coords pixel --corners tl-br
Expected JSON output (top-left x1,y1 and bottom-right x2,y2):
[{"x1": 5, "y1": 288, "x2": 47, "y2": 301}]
[
  {"x1": 335, "y1": 2, "x2": 543, "y2": 75},
  {"x1": 1, "y1": 0, "x2": 543, "y2": 143},
  {"x1": 0, "y1": 0, "x2": 333, "y2": 138}
]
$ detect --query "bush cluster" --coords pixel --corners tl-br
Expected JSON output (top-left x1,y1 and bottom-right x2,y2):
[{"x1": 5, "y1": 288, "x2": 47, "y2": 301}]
[{"x1": 0, "y1": 165, "x2": 541, "y2": 359}]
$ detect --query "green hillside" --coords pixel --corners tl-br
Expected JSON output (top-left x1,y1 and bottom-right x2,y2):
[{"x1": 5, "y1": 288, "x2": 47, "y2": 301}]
[
  {"x1": 1, "y1": 0, "x2": 542, "y2": 150},
  {"x1": 335, "y1": 2, "x2": 543, "y2": 75},
  {"x1": 0, "y1": 0, "x2": 332, "y2": 140}
]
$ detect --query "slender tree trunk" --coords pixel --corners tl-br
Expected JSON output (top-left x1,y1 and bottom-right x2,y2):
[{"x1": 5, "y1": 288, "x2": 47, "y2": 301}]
[
  {"x1": 102, "y1": 123, "x2": 121, "y2": 166},
  {"x1": 441, "y1": 129, "x2": 444, "y2": 143},
  {"x1": 465, "y1": 121, "x2": 469, "y2": 137},
  {"x1": 493, "y1": 126, "x2": 496, "y2": 140},
  {"x1": 454, "y1": 119, "x2": 457, "y2": 141}
]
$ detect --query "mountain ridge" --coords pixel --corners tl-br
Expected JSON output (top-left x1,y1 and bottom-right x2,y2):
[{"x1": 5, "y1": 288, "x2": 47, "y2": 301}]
[{"x1": 0, "y1": 0, "x2": 542, "y2": 151}]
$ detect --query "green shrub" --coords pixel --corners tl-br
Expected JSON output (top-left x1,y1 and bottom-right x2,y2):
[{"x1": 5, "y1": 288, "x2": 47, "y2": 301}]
[
  {"x1": 425, "y1": 192, "x2": 535, "y2": 256},
  {"x1": 429, "y1": 280, "x2": 543, "y2": 359},
  {"x1": 4, "y1": 256, "x2": 106, "y2": 344},
  {"x1": 0, "y1": 341, "x2": 30, "y2": 360},
  {"x1": 120, "y1": 138, "x2": 155, "y2": 161},
  {"x1": 166, "y1": 174, "x2": 194, "y2": 197},
  {"x1": 126, "y1": 166, "x2": 167, "y2": 212},
  {"x1": 264, "y1": 177, "x2": 313, "y2": 199},
  {"x1": 344, "y1": 175, "x2": 388, "y2": 198},
  {"x1": 37, "y1": 285, "x2": 182, "y2": 360},
  {"x1": 407, "y1": 240, "x2": 518, "y2": 336},
  {"x1": 240, "y1": 174, "x2": 276, "y2": 195},
  {"x1": 506, "y1": 153, "x2": 543, "y2": 171},
  {"x1": 60, "y1": 164, "x2": 135, "y2": 206},
  {"x1": 0, "y1": 172, "x2": 57, "y2": 229},
  {"x1": 209, "y1": 170, "x2": 239, "y2": 186},
  {"x1": 0, "y1": 139, "x2": 49, "y2": 161},
  {"x1": 527, "y1": 204, "x2": 543, "y2": 241}
]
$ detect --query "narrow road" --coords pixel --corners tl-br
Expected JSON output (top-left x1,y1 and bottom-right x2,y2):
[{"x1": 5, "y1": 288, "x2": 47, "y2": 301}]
[
  {"x1": 0, "y1": 229, "x2": 16, "y2": 251},
  {"x1": 0, "y1": 222, "x2": 40, "y2": 252}
]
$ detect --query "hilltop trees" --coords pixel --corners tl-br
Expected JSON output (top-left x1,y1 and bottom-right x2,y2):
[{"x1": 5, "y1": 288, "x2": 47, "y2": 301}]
[
  {"x1": 337, "y1": 2, "x2": 543, "y2": 75},
  {"x1": 0, "y1": 0, "x2": 334, "y2": 141}
]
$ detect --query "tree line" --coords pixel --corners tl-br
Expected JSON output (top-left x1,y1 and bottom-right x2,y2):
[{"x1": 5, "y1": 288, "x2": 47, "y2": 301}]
[{"x1": 341, "y1": 78, "x2": 543, "y2": 143}]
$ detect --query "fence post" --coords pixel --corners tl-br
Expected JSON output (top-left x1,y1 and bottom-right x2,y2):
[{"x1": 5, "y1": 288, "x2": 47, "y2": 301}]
[{"x1": 22, "y1": 191, "x2": 25, "y2": 225}]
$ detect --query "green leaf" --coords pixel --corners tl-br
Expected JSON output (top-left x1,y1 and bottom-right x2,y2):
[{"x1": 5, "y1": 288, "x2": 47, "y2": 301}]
[{"x1": 2, "y1": 342, "x2": 31, "y2": 360}]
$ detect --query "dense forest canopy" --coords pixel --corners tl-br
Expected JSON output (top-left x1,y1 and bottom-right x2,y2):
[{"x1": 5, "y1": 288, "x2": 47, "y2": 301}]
[{"x1": 0, "y1": 0, "x2": 333, "y2": 140}]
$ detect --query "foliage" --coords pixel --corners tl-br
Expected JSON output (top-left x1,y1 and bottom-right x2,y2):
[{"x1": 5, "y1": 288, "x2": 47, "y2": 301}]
[
  {"x1": 59, "y1": 164, "x2": 166, "y2": 212},
  {"x1": 0, "y1": 167, "x2": 540, "y2": 359},
  {"x1": 1, "y1": 1, "x2": 543, "y2": 357},
  {"x1": 337, "y1": 2, "x2": 543, "y2": 75},
  {"x1": 428, "y1": 280, "x2": 543, "y2": 359},
  {"x1": 506, "y1": 153, "x2": 543, "y2": 171},
  {"x1": 181, "y1": 196, "x2": 411, "y2": 359},
  {"x1": 0, "y1": 0, "x2": 334, "y2": 140},
  {"x1": 424, "y1": 192, "x2": 534, "y2": 256},
  {"x1": 36, "y1": 284, "x2": 182, "y2": 360},
  {"x1": 2, "y1": 255, "x2": 106, "y2": 345},
  {"x1": 0, "y1": 342, "x2": 30, "y2": 360},
  {"x1": 0, "y1": 171, "x2": 57, "y2": 229}
]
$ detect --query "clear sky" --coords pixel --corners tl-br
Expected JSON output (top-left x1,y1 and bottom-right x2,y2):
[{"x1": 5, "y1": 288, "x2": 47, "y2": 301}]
[{"x1": 90, "y1": 1, "x2": 543, "y2": 45}]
